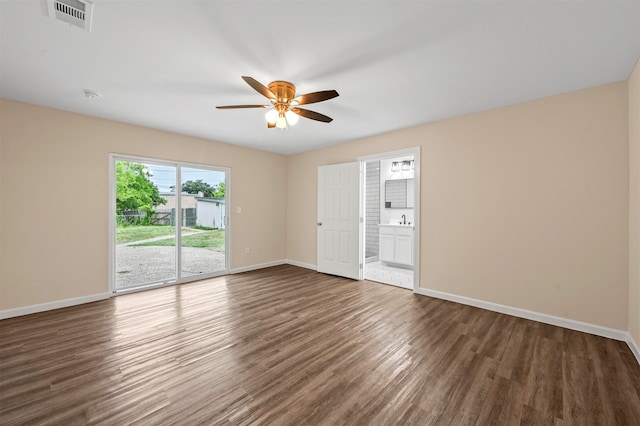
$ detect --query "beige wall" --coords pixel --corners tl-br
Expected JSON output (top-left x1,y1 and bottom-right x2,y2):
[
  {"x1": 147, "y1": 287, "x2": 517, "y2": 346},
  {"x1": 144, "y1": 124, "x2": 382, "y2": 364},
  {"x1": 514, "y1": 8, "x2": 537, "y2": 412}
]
[
  {"x1": 287, "y1": 82, "x2": 629, "y2": 330},
  {"x1": 1, "y1": 79, "x2": 634, "y2": 334},
  {"x1": 0, "y1": 99, "x2": 287, "y2": 310},
  {"x1": 629, "y1": 59, "x2": 640, "y2": 345}
]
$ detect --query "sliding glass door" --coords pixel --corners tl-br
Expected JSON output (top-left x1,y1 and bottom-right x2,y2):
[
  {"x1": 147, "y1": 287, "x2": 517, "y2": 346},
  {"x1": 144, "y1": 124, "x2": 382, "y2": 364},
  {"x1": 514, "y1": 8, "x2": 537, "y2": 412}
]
[
  {"x1": 112, "y1": 155, "x2": 229, "y2": 293},
  {"x1": 180, "y1": 167, "x2": 227, "y2": 278}
]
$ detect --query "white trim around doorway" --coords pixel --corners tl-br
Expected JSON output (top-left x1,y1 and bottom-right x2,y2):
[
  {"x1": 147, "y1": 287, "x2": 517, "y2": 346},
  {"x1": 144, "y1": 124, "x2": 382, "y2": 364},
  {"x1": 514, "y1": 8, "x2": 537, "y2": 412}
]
[{"x1": 358, "y1": 147, "x2": 421, "y2": 292}]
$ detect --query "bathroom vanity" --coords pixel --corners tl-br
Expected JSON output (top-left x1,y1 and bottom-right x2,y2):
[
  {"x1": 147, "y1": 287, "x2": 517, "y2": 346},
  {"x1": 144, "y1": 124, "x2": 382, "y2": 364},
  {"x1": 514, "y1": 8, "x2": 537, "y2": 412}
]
[{"x1": 378, "y1": 224, "x2": 414, "y2": 267}]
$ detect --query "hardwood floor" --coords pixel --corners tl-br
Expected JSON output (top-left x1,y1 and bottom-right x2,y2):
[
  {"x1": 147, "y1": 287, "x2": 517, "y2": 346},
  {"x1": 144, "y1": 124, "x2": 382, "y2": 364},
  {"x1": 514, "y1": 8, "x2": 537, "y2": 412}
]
[{"x1": 1, "y1": 265, "x2": 639, "y2": 425}]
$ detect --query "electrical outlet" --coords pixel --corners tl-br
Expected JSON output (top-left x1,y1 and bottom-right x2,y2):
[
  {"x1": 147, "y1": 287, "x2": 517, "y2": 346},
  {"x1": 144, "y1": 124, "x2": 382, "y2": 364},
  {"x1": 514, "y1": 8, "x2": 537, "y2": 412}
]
[{"x1": 245, "y1": 247, "x2": 250, "y2": 254}]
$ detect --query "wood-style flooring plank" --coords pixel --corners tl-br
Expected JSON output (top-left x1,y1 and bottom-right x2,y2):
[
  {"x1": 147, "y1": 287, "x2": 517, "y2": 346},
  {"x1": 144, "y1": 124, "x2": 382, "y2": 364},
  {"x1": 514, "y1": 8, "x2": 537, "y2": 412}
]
[{"x1": 1, "y1": 265, "x2": 639, "y2": 425}]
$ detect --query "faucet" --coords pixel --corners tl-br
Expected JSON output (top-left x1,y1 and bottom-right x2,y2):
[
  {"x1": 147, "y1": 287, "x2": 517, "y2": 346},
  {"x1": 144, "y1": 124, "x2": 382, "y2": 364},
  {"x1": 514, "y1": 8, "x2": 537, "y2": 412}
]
[{"x1": 401, "y1": 214, "x2": 406, "y2": 225}]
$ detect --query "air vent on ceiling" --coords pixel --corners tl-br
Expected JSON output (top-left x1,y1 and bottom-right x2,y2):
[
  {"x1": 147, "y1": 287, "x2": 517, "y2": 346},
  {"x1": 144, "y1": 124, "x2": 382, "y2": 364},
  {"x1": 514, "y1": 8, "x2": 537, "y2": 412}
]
[{"x1": 47, "y1": 0, "x2": 93, "y2": 32}]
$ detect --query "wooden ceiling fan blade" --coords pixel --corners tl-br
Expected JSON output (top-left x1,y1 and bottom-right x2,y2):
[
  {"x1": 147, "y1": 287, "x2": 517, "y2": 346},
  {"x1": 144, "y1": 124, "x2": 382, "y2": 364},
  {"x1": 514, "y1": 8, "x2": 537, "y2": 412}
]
[
  {"x1": 294, "y1": 90, "x2": 339, "y2": 106},
  {"x1": 216, "y1": 105, "x2": 269, "y2": 109},
  {"x1": 267, "y1": 121, "x2": 276, "y2": 128},
  {"x1": 242, "y1": 76, "x2": 277, "y2": 100},
  {"x1": 292, "y1": 108, "x2": 333, "y2": 123}
]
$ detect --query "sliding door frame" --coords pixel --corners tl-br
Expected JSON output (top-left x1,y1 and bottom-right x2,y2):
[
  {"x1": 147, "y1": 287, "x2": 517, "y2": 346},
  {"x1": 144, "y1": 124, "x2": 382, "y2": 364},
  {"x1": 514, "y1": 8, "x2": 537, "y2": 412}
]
[{"x1": 108, "y1": 153, "x2": 232, "y2": 294}]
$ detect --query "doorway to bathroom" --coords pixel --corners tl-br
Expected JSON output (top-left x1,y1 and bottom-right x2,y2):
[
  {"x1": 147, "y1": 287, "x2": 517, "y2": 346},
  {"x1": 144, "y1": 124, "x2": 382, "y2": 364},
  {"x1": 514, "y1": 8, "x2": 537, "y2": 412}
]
[{"x1": 360, "y1": 148, "x2": 420, "y2": 290}]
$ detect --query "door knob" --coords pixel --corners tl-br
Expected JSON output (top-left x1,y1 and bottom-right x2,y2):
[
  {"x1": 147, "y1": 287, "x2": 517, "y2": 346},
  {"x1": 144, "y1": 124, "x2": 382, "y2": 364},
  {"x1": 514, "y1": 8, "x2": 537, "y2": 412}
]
[{"x1": 317, "y1": 222, "x2": 322, "y2": 226}]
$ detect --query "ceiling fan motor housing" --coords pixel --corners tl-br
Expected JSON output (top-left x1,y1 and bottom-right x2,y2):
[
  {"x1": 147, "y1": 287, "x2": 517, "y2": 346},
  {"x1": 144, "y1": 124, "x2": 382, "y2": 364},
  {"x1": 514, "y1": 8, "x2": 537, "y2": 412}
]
[{"x1": 268, "y1": 81, "x2": 296, "y2": 104}]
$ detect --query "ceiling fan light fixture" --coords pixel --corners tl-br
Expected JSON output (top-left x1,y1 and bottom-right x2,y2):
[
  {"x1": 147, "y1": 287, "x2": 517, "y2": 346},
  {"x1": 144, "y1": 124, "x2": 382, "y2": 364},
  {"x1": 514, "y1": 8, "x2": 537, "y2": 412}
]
[
  {"x1": 265, "y1": 109, "x2": 278, "y2": 124},
  {"x1": 276, "y1": 114, "x2": 287, "y2": 129},
  {"x1": 285, "y1": 110, "x2": 299, "y2": 125}
]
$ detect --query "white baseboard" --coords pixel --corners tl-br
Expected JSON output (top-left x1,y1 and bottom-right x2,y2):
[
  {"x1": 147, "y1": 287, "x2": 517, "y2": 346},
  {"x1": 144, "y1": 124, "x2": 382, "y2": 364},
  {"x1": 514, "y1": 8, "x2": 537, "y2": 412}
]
[
  {"x1": 413, "y1": 287, "x2": 628, "y2": 342},
  {"x1": 230, "y1": 259, "x2": 316, "y2": 274},
  {"x1": 285, "y1": 259, "x2": 317, "y2": 271},
  {"x1": 0, "y1": 292, "x2": 111, "y2": 320},
  {"x1": 628, "y1": 334, "x2": 640, "y2": 365},
  {"x1": 230, "y1": 260, "x2": 286, "y2": 274}
]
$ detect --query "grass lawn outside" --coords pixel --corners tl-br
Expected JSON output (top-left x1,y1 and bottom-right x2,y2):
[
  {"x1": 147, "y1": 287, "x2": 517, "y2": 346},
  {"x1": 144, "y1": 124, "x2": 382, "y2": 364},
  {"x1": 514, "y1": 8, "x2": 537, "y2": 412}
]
[
  {"x1": 116, "y1": 225, "x2": 205, "y2": 244},
  {"x1": 116, "y1": 225, "x2": 176, "y2": 244},
  {"x1": 133, "y1": 229, "x2": 225, "y2": 250}
]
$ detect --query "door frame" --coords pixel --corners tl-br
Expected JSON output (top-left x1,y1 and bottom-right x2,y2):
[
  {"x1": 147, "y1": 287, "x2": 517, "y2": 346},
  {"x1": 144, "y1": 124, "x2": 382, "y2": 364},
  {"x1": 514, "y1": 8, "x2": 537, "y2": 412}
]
[
  {"x1": 358, "y1": 146, "x2": 421, "y2": 291},
  {"x1": 108, "y1": 153, "x2": 232, "y2": 294}
]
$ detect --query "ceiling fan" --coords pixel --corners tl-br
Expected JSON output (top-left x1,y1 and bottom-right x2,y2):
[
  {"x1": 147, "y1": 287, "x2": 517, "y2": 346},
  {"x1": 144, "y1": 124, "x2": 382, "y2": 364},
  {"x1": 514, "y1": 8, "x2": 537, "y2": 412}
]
[{"x1": 216, "y1": 76, "x2": 339, "y2": 129}]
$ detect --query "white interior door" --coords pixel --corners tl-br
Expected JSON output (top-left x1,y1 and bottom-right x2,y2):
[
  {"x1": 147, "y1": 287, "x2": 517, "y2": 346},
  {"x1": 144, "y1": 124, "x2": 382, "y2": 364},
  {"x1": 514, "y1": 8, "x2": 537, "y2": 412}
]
[{"x1": 317, "y1": 162, "x2": 361, "y2": 280}]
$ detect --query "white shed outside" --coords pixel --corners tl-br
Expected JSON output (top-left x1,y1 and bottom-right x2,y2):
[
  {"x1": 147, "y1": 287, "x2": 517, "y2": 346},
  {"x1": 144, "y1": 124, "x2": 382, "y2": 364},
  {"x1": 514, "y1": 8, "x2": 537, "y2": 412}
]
[{"x1": 196, "y1": 198, "x2": 225, "y2": 229}]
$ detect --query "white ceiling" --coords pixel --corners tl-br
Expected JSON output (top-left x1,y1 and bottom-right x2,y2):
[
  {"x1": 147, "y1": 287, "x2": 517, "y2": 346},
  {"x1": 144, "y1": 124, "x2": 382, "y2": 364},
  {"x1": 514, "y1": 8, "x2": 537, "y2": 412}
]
[{"x1": 1, "y1": 1, "x2": 639, "y2": 155}]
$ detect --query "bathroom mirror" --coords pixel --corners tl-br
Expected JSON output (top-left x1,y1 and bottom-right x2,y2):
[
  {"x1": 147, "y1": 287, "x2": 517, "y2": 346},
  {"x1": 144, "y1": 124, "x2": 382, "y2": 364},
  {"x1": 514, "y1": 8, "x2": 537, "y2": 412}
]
[{"x1": 385, "y1": 178, "x2": 414, "y2": 208}]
